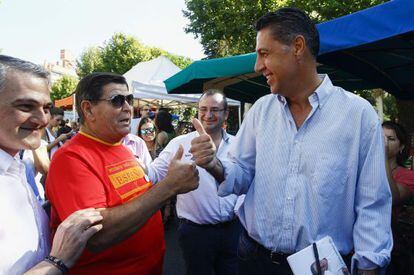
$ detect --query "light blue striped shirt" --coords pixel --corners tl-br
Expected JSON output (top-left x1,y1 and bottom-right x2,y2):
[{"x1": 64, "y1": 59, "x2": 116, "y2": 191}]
[{"x1": 219, "y1": 75, "x2": 392, "y2": 270}]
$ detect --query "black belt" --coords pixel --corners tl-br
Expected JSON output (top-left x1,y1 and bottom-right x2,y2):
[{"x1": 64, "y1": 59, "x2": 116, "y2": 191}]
[
  {"x1": 256, "y1": 243, "x2": 292, "y2": 265},
  {"x1": 179, "y1": 218, "x2": 236, "y2": 228},
  {"x1": 243, "y1": 231, "x2": 291, "y2": 265}
]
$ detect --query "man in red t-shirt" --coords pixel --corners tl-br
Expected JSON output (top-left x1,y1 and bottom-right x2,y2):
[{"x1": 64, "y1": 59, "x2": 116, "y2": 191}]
[{"x1": 46, "y1": 72, "x2": 199, "y2": 274}]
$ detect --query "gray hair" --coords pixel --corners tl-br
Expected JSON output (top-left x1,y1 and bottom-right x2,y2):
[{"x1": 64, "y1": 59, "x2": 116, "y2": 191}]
[{"x1": 0, "y1": 55, "x2": 50, "y2": 92}]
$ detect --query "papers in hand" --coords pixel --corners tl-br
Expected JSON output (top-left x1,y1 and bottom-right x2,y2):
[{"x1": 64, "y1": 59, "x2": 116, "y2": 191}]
[{"x1": 287, "y1": 236, "x2": 349, "y2": 275}]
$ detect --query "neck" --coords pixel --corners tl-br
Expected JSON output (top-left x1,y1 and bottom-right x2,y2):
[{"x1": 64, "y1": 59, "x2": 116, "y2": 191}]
[
  {"x1": 80, "y1": 125, "x2": 122, "y2": 144},
  {"x1": 145, "y1": 140, "x2": 155, "y2": 149},
  {"x1": 207, "y1": 129, "x2": 223, "y2": 147},
  {"x1": 281, "y1": 60, "x2": 321, "y2": 103},
  {"x1": 388, "y1": 158, "x2": 399, "y2": 170}
]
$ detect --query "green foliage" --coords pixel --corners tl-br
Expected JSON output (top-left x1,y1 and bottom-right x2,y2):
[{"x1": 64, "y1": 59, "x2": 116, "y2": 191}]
[
  {"x1": 76, "y1": 33, "x2": 193, "y2": 77},
  {"x1": 51, "y1": 75, "x2": 79, "y2": 101},
  {"x1": 77, "y1": 47, "x2": 104, "y2": 77},
  {"x1": 183, "y1": 0, "x2": 387, "y2": 58}
]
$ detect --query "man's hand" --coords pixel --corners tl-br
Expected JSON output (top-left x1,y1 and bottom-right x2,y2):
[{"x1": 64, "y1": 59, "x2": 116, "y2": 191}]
[
  {"x1": 190, "y1": 118, "x2": 218, "y2": 170},
  {"x1": 165, "y1": 145, "x2": 199, "y2": 194},
  {"x1": 50, "y1": 208, "x2": 103, "y2": 268}
]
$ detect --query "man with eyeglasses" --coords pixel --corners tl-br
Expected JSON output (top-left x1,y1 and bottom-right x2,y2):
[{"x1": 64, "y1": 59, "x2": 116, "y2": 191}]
[
  {"x1": 148, "y1": 90, "x2": 243, "y2": 275},
  {"x1": 46, "y1": 72, "x2": 199, "y2": 274}
]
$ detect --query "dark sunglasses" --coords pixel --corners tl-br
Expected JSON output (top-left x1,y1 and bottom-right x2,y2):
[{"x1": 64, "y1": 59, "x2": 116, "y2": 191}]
[
  {"x1": 95, "y1": 94, "x2": 134, "y2": 108},
  {"x1": 140, "y1": 127, "x2": 155, "y2": 135}
]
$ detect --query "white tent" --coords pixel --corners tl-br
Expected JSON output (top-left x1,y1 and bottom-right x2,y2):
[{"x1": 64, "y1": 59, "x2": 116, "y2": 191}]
[{"x1": 123, "y1": 56, "x2": 239, "y2": 107}]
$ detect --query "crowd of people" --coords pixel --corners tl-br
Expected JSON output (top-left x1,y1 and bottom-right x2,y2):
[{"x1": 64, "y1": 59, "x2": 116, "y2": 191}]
[{"x1": 1, "y1": 6, "x2": 414, "y2": 275}]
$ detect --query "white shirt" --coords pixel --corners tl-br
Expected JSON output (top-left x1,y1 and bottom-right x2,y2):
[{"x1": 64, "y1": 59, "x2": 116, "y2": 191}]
[
  {"x1": 122, "y1": 133, "x2": 153, "y2": 169},
  {"x1": 130, "y1": 118, "x2": 141, "y2": 135},
  {"x1": 148, "y1": 130, "x2": 244, "y2": 224},
  {"x1": 0, "y1": 149, "x2": 50, "y2": 274},
  {"x1": 21, "y1": 140, "x2": 48, "y2": 201},
  {"x1": 45, "y1": 127, "x2": 61, "y2": 159}
]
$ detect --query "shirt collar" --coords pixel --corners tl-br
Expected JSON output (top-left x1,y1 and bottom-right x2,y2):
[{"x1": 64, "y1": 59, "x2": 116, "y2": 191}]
[
  {"x1": 221, "y1": 129, "x2": 230, "y2": 143},
  {"x1": 276, "y1": 74, "x2": 333, "y2": 109},
  {"x1": 79, "y1": 131, "x2": 122, "y2": 146},
  {"x1": 0, "y1": 148, "x2": 18, "y2": 174},
  {"x1": 312, "y1": 74, "x2": 334, "y2": 109}
]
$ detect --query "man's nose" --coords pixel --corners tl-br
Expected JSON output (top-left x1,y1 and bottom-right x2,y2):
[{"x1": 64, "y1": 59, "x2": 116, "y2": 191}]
[{"x1": 254, "y1": 56, "x2": 264, "y2": 73}]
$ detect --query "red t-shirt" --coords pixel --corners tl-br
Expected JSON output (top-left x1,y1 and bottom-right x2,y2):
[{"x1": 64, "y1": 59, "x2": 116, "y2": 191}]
[
  {"x1": 46, "y1": 132, "x2": 164, "y2": 274},
  {"x1": 393, "y1": 166, "x2": 414, "y2": 191}
]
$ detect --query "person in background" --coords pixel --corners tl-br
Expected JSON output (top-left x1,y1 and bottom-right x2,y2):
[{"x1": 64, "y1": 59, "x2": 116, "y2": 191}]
[
  {"x1": 56, "y1": 119, "x2": 72, "y2": 138},
  {"x1": 383, "y1": 121, "x2": 414, "y2": 274},
  {"x1": 138, "y1": 117, "x2": 159, "y2": 160},
  {"x1": 0, "y1": 54, "x2": 103, "y2": 274},
  {"x1": 122, "y1": 131, "x2": 153, "y2": 170},
  {"x1": 155, "y1": 109, "x2": 176, "y2": 150},
  {"x1": 148, "y1": 90, "x2": 243, "y2": 275},
  {"x1": 130, "y1": 104, "x2": 151, "y2": 135},
  {"x1": 43, "y1": 107, "x2": 71, "y2": 159}
]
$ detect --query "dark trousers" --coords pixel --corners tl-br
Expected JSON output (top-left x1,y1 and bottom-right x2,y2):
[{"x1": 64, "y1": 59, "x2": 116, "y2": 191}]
[
  {"x1": 237, "y1": 228, "x2": 293, "y2": 275},
  {"x1": 177, "y1": 218, "x2": 242, "y2": 275}
]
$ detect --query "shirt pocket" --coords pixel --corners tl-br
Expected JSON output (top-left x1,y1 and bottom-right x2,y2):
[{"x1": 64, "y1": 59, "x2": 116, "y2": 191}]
[{"x1": 311, "y1": 153, "x2": 348, "y2": 199}]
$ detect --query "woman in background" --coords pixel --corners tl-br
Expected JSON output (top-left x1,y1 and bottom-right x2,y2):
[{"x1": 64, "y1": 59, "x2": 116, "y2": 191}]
[
  {"x1": 383, "y1": 121, "x2": 414, "y2": 275},
  {"x1": 138, "y1": 118, "x2": 159, "y2": 160},
  {"x1": 155, "y1": 109, "x2": 176, "y2": 151}
]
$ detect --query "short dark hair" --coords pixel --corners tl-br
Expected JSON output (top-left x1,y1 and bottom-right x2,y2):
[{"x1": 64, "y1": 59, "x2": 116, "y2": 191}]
[
  {"x1": 0, "y1": 55, "x2": 50, "y2": 92},
  {"x1": 50, "y1": 107, "x2": 64, "y2": 117},
  {"x1": 382, "y1": 121, "x2": 411, "y2": 166},
  {"x1": 75, "y1": 72, "x2": 128, "y2": 124},
  {"x1": 199, "y1": 89, "x2": 228, "y2": 110},
  {"x1": 254, "y1": 7, "x2": 319, "y2": 59}
]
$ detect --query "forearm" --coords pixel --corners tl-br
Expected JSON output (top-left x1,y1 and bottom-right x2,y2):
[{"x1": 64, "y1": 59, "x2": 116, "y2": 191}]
[
  {"x1": 207, "y1": 157, "x2": 225, "y2": 183},
  {"x1": 33, "y1": 146, "x2": 50, "y2": 174},
  {"x1": 87, "y1": 178, "x2": 176, "y2": 253},
  {"x1": 24, "y1": 260, "x2": 62, "y2": 275},
  {"x1": 47, "y1": 139, "x2": 61, "y2": 151}
]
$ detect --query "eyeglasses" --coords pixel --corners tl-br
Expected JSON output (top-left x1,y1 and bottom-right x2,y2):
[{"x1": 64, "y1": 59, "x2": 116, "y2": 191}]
[
  {"x1": 95, "y1": 94, "x2": 134, "y2": 108},
  {"x1": 140, "y1": 127, "x2": 155, "y2": 135},
  {"x1": 197, "y1": 107, "x2": 226, "y2": 115}
]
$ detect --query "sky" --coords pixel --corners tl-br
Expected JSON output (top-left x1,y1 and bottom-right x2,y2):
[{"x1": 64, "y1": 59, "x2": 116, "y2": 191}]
[{"x1": 0, "y1": 0, "x2": 206, "y2": 65}]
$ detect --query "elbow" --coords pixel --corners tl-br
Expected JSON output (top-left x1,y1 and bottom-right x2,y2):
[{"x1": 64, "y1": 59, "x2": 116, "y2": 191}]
[{"x1": 86, "y1": 236, "x2": 109, "y2": 254}]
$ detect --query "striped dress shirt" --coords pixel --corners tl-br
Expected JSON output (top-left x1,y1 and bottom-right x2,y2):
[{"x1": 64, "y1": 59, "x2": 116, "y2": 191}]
[{"x1": 219, "y1": 75, "x2": 392, "y2": 270}]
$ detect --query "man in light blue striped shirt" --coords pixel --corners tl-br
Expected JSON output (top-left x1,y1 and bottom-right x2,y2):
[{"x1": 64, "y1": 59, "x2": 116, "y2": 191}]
[{"x1": 190, "y1": 7, "x2": 392, "y2": 275}]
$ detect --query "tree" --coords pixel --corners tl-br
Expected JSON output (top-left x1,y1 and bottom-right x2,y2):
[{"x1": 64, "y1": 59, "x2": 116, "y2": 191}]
[
  {"x1": 77, "y1": 33, "x2": 193, "y2": 77},
  {"x1": 77, "y1": 47, "x2": 105, "y2": 77},
  {"x1": 51, "y1": 75, "x2": 79, "y2": 101},
  {"x1": 183, "y1": 0, "x2": 387, "y2": 58}
]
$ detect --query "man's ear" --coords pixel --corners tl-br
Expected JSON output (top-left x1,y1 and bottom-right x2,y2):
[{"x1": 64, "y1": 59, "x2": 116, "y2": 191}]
[
  {"x1": 224, "y1": 109, "x2": 230, "y2": 120},
  {"x1": 293, "y1": 35, "x2": 306, "y2": 58},
  {"x1": 80, "y1": 100, "x2": 95, "y2": 122}
]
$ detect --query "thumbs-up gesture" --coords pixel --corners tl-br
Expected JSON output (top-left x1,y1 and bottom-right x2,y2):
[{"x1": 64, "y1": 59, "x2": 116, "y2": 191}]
[
  {"x1": 190, "y1": 118, "x2": 218, "y2": 170},
  {"x1": 165, "y1": 145, "x2": 199, "y2": 194}
]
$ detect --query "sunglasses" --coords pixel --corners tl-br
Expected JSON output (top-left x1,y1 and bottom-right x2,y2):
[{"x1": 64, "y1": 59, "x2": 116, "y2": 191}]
[
  {"x1": 95, "y1": 94, "x2": 134, "y2": 108},
  {"x1": 140, "y1": 127, "x2": 155, "y2": 135}
]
